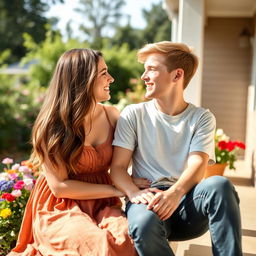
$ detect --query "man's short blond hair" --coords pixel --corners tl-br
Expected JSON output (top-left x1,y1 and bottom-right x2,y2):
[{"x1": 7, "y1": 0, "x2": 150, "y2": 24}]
[{"x1": 137, "y1": 41, "x2": 198, "y2": 89}]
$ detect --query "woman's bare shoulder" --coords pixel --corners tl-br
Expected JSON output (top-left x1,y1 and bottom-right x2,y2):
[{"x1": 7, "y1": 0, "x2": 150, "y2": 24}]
[{"x1": 102, "y1": 104, "x2": 120, "y2": 127}]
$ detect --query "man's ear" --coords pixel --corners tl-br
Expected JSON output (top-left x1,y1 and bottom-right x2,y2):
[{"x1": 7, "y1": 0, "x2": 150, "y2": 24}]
[{"x1": 173, "y1": 69, "x2": 184, "y2": 82}]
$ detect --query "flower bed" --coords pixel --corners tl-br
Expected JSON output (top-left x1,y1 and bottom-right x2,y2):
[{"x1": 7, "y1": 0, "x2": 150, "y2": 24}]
[{"x1": 0, "y1": 157, "x2": 38, "y2": 255}]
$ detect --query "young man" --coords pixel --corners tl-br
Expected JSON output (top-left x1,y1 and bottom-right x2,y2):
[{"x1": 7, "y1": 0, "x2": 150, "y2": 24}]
[{"x1": 110, "y1": 41, "x2": 242, "y2": 256}]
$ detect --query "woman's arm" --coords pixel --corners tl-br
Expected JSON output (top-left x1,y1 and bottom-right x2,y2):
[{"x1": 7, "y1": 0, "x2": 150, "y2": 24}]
[{"x1": 43, "y1": 153, "x2": 123, "y2": 200}]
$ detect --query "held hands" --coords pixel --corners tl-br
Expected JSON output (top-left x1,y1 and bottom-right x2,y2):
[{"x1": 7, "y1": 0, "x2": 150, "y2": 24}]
[
  {"x1": 128, "y1": 188, "x2": 162, "y2": 204},
  {"x1": 130, "y1": 177, "x2": 183, "y2": 220},
  {"x1": 129, "y1": 186, "x2": 183, "y2": 221}
]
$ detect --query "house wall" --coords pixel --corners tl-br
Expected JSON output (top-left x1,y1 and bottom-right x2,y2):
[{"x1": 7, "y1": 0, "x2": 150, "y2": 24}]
[
  {"x1": 201, "y1": 18, "x2": 254, "y2": 143},
  {"x1": 245, "y1": 15, "x2": 256, "y2": 185}
]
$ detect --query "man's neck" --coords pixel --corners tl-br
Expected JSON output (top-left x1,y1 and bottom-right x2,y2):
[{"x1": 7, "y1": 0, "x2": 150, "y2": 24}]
[{"x1": 154, "y1": 97, "x2": 188, "y2": 116}]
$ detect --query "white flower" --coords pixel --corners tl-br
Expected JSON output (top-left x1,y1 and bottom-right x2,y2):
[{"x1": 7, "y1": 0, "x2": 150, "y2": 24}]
[
  {"x1": 215, "y1": 128, "x2": 229, "y2": 141},
  {"x1": 23, "y1": 178, "x2": 34, "y2": 191},
  {"x1": 11, "y1": 190, "x2": 22, "y2": 197},
  {"x1": 0, "y1": 172, "x2": 9, "y2": 181}
]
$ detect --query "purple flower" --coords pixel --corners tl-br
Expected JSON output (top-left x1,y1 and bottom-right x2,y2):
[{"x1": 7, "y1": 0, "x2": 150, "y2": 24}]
[{"x1": 0, "y1": 180, "x2": 14, "y2": 192}]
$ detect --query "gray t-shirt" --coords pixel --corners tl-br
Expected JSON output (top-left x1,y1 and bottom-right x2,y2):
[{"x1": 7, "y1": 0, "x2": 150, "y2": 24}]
[{"x1": 113, "y1": 100, "x2": 216, "y2": 183}]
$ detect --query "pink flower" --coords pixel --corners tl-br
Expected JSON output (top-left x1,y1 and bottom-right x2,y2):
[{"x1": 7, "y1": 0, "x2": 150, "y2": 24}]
[
  {"x1": 14, "y1": 180, "x2": 24, "y2": 190},
  {"x1": 21, "y1": 89, "x2": 29, "y2": 96},
  {"x1": 11, "y1": 190, "x2": 22, "y2": 198},
  {"x1": 2, "y1": 193, "x2": 16, "y2": 202},
  {"x1": 2, "y1": 158, "x2": 14, "y2": 165},
  {"x1": 11, "y1": 164, "x2": 20, "y2": 170},
  {"x1": 9, "y1": 173, "x2": 18, "y2": 180},
  {"x1": 19, "y1": 166, "x2": 31, "y2": 174}
]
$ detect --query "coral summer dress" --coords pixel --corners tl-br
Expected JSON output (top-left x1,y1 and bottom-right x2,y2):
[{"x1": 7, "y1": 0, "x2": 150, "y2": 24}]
[{"x1": 10, "y1": 109, "x2": 137, "y2": 256}]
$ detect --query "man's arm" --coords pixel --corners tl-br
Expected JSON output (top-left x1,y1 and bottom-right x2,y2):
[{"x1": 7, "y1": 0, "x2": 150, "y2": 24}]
[
  {"x1": 147, "y1": 151, "x2": 209, "y2": 220},
  {"x1": 110, "y1": 146, "x2": 159, "y2": 204}
]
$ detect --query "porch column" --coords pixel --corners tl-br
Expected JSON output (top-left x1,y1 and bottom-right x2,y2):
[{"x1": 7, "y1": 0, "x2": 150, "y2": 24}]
[{"x1": 177, "y1": 0, "x2": 205, "y2": 106}]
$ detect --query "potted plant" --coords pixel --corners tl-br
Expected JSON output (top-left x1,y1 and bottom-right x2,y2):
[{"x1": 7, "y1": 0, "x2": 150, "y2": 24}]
[{"x1": 204, "y1": 129, "x2": 246, "y2": 178}]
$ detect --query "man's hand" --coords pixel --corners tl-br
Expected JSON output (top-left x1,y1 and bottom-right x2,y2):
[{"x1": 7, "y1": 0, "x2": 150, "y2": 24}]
[
  {"x1": 128, "y1": 188, "x2": 162, "y2": 204},
  {"x1": 147, "y1": 189, "x2": 182, "y2": 221}
]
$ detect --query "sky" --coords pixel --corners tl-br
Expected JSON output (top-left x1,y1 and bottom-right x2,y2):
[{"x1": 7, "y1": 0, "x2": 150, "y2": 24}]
[{"x1": 46, "y1": 0, "x2": 162, "y2": 39}]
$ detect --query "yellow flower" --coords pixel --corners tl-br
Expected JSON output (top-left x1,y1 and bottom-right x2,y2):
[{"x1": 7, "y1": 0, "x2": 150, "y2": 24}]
[{"x1": 0, "y1": 208, "x2": 12, "y2": 219}]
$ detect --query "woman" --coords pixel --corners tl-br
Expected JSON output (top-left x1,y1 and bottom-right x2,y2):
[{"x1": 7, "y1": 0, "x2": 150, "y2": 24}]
[{"x1": 9, "y1": 49, "x2": 138, "y2": 255}]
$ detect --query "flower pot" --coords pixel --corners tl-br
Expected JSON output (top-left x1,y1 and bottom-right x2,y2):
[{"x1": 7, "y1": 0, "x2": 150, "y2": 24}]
[{"x1": 204, "y1": 163, "x2": 227, "y2": 178}]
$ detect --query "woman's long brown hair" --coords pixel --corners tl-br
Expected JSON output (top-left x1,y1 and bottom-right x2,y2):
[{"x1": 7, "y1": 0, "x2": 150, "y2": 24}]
[{"x1": 30, "y1": 49, "x2": 102, "y2": 174}]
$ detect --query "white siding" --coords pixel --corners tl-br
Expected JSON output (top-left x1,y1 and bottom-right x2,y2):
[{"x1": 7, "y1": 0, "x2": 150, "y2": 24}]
[{"x1": 202, "y1": 18, "x2": 253, "y2": 142}]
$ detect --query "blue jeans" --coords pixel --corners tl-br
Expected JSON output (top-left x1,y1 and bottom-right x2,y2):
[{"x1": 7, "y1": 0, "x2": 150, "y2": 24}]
[{"x1": 126, "y1": 176, "x2": 242, "y2": 256}]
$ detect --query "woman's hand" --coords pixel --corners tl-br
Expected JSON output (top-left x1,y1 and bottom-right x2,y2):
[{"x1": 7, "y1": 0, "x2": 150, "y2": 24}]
[
  {"x1": 128, "y1": 188, "x2": 162, "y2": 204},
  {"x1": 132, "y1": 177, "x2": 151, "y2": 189}
]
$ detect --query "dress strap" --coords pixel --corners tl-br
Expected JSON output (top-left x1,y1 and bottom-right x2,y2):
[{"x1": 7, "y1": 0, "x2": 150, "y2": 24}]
[{"x1": 102, "y1": 105, "x2": 113, "y2": 129}]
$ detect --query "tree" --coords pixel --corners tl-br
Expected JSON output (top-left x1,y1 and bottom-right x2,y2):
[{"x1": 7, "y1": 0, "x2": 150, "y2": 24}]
[
  {"x1": 106, "y1": 2, "x2": 172, "y2": 50},
  {"x1": 140, "y1": 3, "x2": 172, "y2": 44},
  {"x1": 110, "y1": 22, "x2": 143, "y2": 50},
  {"x1": 0, "y1": 0, "x2": 63, "y2": 63},
  {"x1": 75, "y1": 0, "x2": 125, "y2": 49}
]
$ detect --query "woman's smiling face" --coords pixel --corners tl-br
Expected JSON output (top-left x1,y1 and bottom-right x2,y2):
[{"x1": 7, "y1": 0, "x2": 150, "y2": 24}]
[{"x1": 93, "y1": 57, "x2": 114, "y2": 102}]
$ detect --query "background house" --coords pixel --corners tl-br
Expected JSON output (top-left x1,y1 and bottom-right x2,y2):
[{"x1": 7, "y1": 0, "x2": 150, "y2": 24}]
[{"x1": 163, "y1": 0, "x2": 256, "y2": 185}]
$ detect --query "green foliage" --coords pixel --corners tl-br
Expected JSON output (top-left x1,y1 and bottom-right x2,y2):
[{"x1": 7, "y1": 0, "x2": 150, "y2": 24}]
[
  {"x1": 0, "y1": 0, "x2": 62, "y2": 63},
  {"x1": 0, "y1": 50, "x2": 11, "y2": 66},
  {"x1": 110, "y1": 24, "x2": 143, "y2": 50},
  {"x1": 102, "y1": 44, "x2": 144, "y2": 103},
  {"x1": 140, "y1": 3, "x2": 172, "y2": 44},
  {"x1": 22, "y1": 28, "x2": 87, "y2": 87},
  {"x1": 0, "y1": 73, "x2": 46, "y2": 153},
  {"x1": 105, "y1": 2, "x2": 172, "y2": 50}
]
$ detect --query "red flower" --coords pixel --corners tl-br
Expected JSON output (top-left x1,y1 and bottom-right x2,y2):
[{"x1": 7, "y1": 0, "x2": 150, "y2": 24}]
[
  {"x1": 2, "y1": 193, "x2": 16, "y2": 202},
  {"x1": 226, "y1": 141, "x2": 235, "y2": 151},
  {"x1": 218, "y1": 140, "x2": 227, "y2": 150},
  {"x1": 235, "y1": 141, "x2": 246, "y2": 150}
]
